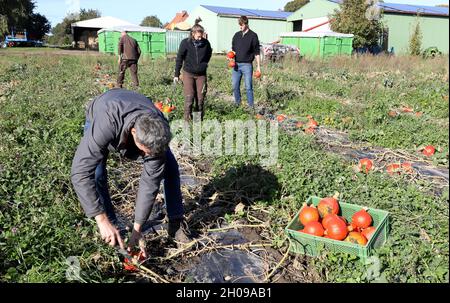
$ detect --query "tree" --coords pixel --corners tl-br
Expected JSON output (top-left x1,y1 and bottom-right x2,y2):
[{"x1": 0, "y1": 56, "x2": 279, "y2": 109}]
[
  {"x1": 409, "y1": 16, "x2": 422, "y2": 56},
  {"x1": 330, "y1": 0, "x2": 383, "y2": 49},
  {"x1": 48, "y1": 9, "x2": 101, "y2": 46},
  {"x1": 26, "y1": 13, "x2": 51, "y2": 40},
  {"x1": 0, "y1": 0, "x2": 34, "y2": 31},
  {"x1": 284, "y1": 0, "x2": 309, "y2": 12},
  {"x1": 140, "y1": 15, "x2": 163, "y2": 28},
  {"x1": 0, "y1": 15, "x2": 7, "y2": 39},
  {"x1": 0, "y1": 0, "x2": 50, "y2": 40},
  {"x1": 79, "y1": 9, "x2": 101, "y2": 21}
]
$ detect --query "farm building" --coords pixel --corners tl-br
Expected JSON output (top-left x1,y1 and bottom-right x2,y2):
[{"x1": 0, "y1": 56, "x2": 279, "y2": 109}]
[
  {"x1": 71, "y1": 16, "x2": 136, "y2": 49},
  {"x1": 165, "y1": 10, "x2": 191, "y2": 30},
  {"x1": 287, "y1": 0, "x2": 449, "y2": 54},
  {"x1": 186, "y1": 5, "x2": 293, "y2": 53}
]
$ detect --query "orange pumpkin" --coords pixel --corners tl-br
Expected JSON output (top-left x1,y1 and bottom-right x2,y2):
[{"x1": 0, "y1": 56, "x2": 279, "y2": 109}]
[
  {"x1": 345, "y1": 232, "x2": 368, "y2": 246},
  {"x1": 227, "y1": 51, "x2": 235, "y2": 59},
  {"x1": 324, "y1": 218, "x2": 348, "y2": 240},
  {"x1": 351, "y1": 208, "x2": 372, "y2": 229},
  {"x1": 358, "y1": 158, "x2": 373, "y2": 174},
  {"x1": 298, "y1": 203, "x2": 320, "y2": 226},
  {"x1": 361, "y1": 226, "x2": 376, "y2": 241},
  {"x1": 301, "y1": 221, "x2": 324, "y2": 237},
  {"x1": 422, "y1": 145, "x2": 436, "y2": 157},
  {"x1": 317, "y1": 193, "x2": 340, "y2": 218}
]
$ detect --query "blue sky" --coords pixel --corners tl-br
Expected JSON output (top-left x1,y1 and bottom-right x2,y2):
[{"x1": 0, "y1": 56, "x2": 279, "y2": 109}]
[{"x1": 35, "y1": 0, "x2": 449, "y2": 27}]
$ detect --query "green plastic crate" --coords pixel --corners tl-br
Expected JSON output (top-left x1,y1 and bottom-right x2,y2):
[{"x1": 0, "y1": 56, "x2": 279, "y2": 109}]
[{"x1": 285, "y1": 196, "x2": 390, "y2": 262}]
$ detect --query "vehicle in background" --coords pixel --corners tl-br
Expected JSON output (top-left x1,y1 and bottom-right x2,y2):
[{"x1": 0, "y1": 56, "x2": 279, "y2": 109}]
[
  {"x1": 1, "y1": 29, "x2": 43, "y2": 48},
  {"x1": 260, "y1": 42, "x2": 300, "y2": 62}
]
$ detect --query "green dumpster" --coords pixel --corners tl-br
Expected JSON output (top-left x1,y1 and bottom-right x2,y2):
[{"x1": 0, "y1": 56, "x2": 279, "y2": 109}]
[
  {"x1": 280, "y1": 31, "x2": 354, "y2": 59},
  {"x1": 98, "y1": 25, "x2": 167, "y2": 59}
]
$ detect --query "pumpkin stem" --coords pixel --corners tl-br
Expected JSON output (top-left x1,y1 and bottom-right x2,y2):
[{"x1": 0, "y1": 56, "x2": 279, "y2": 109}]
[{"x1": 333, "y1": 192, "x2": 340, "y2": 200}]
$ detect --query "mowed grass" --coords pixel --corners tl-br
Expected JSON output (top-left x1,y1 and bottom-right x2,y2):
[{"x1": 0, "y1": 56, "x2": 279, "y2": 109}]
[{"x1": 0, "y1": 49, "x2": 448, "y2": 282}]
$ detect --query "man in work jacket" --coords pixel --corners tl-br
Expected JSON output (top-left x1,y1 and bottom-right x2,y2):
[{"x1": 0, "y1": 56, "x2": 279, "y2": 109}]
[
  {"x1": 71, "y1": 89, "x2": 188, "y2": 256},
  {"x1": 117, "y1": 31, "x2": 141, "y2": 88}
]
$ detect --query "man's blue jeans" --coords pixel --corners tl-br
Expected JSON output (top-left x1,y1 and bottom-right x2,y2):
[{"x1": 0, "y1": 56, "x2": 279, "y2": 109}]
[
  {"x1": 232, "y1": 62, "x2": 254, "y2": 107},
  {"x1": 83, "y1": 120, "x2": 184, "y2": 223}
]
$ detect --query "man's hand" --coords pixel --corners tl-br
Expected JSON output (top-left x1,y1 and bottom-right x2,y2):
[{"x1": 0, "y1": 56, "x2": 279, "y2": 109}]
[
  {"x1": 173, "y1": 77, "x2": 179, "y2": 84},
  {"x1": 95, "y1": 213, "x2": 125, "y2": 249},
  {"x1": 118, "y1": 57, "x2": 121, "y2": 64},
  {"x1": 127, "y1": 223, "x2": 147, "y2": 258}
]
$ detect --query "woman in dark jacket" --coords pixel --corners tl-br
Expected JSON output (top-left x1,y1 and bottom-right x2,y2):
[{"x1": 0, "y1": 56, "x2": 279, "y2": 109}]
[{"x1": 174, "y1": 21, "x2": 212, "y2": 122}]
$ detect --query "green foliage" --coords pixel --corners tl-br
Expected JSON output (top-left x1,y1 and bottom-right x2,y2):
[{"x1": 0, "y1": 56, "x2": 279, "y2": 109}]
[
  {"x1": 409, "y1": 17, "x2": 423, "y2": 56},
  {"x1": 0, "y1": 14, "x2": 7, "y2": 38},
  {"x1": 140, "y1": 15, "x2": 163, "y2": 28},
  {"x1": 330, "y1": 0, "x2": 383, "y2": 49},
  {"x1": 0, "y1": 0, "x2": 50, "y2": 40},
  {"x1": 0, "y1": 0, "x2": 34, "y2": 30},
  {"x1": 25, "y1": 13, "x2": 51, "y2": 40},
  {"x1": 284, "y1": 0, "x2": 309, "y2": 12},
  {"x1": 0, "y1": 50, "x2": 448, "y2": 282}
]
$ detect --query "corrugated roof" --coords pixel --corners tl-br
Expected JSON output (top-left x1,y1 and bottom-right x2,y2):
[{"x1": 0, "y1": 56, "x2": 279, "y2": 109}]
[
  {"x1": 201, "y1": 5, "x2": 292, "y2": 20},
  {"x1": 72, "y1": 16, "x2": 136, "y2": 29},
  {"x1": 328, "y1": 0, "x2": 449, "y2": 16},
  {"x1": 98, "y1": 25, "x2": 165, "y2": 34},
  {"x1": 381, "y1": 3, "x2": 448, "y2": 16}
]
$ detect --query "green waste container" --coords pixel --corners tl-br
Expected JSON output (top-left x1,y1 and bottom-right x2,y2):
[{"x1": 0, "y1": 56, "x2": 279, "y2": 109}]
[
  {"x1": 98, "y1": 25, "x2": 167, "y2": 59},
  {"x1": 280, "y1": 31, "x2": 354, "y2": 59}
]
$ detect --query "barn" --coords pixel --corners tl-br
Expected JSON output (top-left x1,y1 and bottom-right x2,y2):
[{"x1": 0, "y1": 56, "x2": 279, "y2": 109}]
[
  {"x1": 71, "y1": 16, "x2": 136, "y2": 50},
  {"x1": 186, "y1": 5, "x2": 293, "y2": 53},
  {"x1": 287, "y1": 0, "x2": 449, "y2": 54}
]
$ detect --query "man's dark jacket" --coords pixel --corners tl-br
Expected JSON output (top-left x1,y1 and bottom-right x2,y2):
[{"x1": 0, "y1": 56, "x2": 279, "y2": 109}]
[
  {"x1": 118, "y1": 34, "x2": 141, "y2": 61},
  {"x1": 70, "y1": 89, "x2": 168, "y2": 224},
  {"x1": 232, "y1": 29, "x2": 260, "y2": 63}
]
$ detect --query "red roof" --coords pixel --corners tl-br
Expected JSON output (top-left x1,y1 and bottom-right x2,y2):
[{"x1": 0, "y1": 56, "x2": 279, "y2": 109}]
[{"x1": 165, "y1": 10, "x2": 189, "y2": 30}]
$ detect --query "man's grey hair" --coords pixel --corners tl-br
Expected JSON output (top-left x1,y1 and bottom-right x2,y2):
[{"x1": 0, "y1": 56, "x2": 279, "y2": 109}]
[{"x1": 134, "y1": 114, "x2": 172, "y2": 157}]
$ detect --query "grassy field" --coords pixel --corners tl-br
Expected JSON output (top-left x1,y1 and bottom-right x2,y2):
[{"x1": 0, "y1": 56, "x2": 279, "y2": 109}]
[{"x1": 0, "y1": 48, "x2": 448, "y2": 282}]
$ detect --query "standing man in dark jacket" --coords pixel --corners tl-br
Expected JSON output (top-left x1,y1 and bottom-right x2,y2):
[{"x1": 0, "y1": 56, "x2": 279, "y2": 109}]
[
  {"x1": 71, "y1": 89, "x2": 187, "y2": 256},
  {"x1": 117, "y1": 31, "x2": 141, "y2": 88},
  {"x1": 231, "y1": 16, "x2": 261, "y2": 109},
  {"x1": 174, "y1": 22, "x2": 212, "y2": 122}
]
